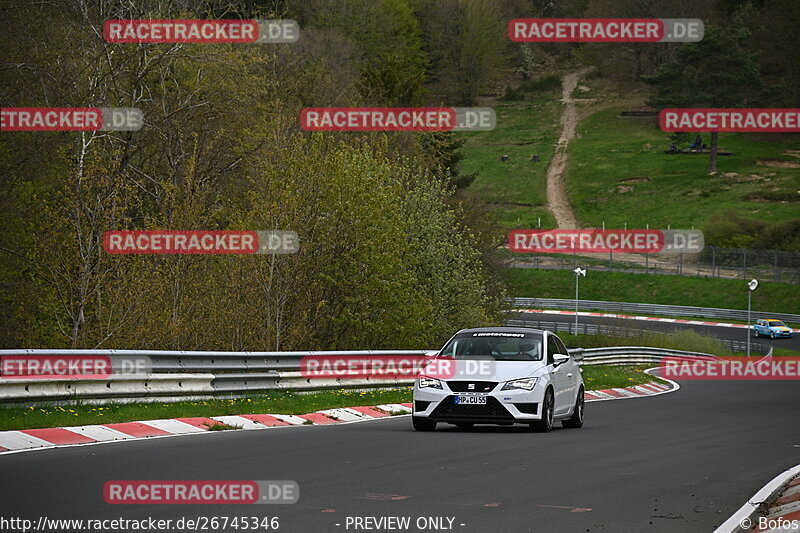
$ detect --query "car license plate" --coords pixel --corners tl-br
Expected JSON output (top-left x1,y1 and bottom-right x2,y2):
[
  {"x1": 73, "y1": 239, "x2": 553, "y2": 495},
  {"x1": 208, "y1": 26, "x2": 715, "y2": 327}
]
[{"x1": 455, "y1": 395, "x2": 486, "y2": 405}]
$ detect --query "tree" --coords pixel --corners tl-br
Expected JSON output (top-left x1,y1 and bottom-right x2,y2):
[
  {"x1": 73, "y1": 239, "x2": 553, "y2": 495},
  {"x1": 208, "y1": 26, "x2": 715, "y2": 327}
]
[
  {"x1": 643, "y1": 24, "x2": 764, "y2": 172},
  {"x1": 293, "y1": 0, "x2": 427, "y2": 105},
  {"x1": 751, "y1": 0, "x2": 800, "y2": 107},
  {"x1": 0, "y1": 0, "x2": 504, "y2": 350},
  {"x1": 583, "y1": 0, "x2": 714, "y2": 79}
]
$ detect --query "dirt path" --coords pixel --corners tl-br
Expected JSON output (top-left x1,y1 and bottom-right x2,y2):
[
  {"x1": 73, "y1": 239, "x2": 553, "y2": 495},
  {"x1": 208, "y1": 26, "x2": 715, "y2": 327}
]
[
  {"x1": 539, "y1": 69, "x2": 711, "y2": 274},
  {"x1": 532, "y1": 71, "x2": 794, "y2": 281},
  {"x1": 545, "y1": 67, "x2": 596, "y2": 229}
]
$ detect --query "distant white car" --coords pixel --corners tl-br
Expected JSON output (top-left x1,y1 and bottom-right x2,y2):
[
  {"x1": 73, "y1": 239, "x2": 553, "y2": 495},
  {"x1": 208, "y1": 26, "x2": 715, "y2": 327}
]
[{"x1": 412, "y1": 327, "x2": 584, "y2": 432}]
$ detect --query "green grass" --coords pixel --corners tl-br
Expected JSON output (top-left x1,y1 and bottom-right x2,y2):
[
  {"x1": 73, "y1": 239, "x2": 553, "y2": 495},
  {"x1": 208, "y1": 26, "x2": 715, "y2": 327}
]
[
  {"x1": 566, "y1": 107, "x2": 800, "y2": 229},
  {"x1": 581, "y1": 365, "x2": 655, "y2": 390},
  {"x1": 459, "y1": 96, "x2": 562, "y2": 230},
  {"x1": 0, "y1": 388, "x2": 413, "y2": 431},
  {"x1": 509, "y1": 268, "x2": 800, "y2": 315}
]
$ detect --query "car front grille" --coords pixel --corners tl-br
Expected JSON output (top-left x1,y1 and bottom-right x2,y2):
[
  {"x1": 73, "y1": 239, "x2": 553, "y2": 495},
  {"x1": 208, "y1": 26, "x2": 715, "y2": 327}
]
[
  {"x1": 445, "y1": 381, "x2": 497, "y2": 393},
  {"x1": 430, "y1": 395, "x2": 514, "y2": 419}
]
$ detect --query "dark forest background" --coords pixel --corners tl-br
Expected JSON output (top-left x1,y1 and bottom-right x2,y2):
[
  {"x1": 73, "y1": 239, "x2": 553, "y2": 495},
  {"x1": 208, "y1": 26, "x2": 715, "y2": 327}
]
[{"x1": 1, "y1": 0, "x2": 797, "y2": 349}]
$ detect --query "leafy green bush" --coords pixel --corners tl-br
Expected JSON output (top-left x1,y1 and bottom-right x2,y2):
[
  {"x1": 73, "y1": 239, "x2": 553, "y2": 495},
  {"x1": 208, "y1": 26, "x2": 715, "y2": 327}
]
[{"x1": 702, "y1": 211, "x2": 800, "y2": 252}]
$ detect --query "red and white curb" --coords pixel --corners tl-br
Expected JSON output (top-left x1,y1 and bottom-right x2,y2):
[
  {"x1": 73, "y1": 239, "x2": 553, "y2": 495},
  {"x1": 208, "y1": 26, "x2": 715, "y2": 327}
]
[
  {"x1": 517, "y1": 309, "x2": 800, "y2": 333},
  {"x1": 0, "y1": 404, "x2": 412, "y2": 455},
  {"x1": 0, "y1": 379, "x2": 677, "y2": 456},
  {"x1": 583, "y1": 381, "x2": 673, "y2": 402},
  {"x1": 715, "y1": 464, "x2": 800, "y2": 533}
]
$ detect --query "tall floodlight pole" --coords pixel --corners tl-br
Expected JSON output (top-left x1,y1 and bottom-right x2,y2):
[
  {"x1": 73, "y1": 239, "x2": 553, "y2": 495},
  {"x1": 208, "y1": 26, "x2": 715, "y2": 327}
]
[
  {"x1": 573, "y1": 267, "x2": 586, "y2": 335},
  {"x1": 747, "y1": 279, "x2": 758, "y2": 357}
]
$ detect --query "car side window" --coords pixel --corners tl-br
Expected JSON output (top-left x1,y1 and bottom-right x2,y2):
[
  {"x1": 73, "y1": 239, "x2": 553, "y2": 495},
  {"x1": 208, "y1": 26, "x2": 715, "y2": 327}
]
[
  {"x1": 553, "y1": 337, "x2": 568, "y2": 356},
  {"x1": 546, "y1": 335, "x2": 557, "y2": 365}
]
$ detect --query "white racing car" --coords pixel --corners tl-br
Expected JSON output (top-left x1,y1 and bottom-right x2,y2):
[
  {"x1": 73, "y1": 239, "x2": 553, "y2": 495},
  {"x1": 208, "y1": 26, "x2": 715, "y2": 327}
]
[{"x1": 412, "y1": 327, "x2": 584, "y2": 432}]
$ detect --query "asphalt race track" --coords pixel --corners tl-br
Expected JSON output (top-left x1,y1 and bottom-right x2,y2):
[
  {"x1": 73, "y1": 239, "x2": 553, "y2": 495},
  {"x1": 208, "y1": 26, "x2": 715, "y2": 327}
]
[
  {"x1": 1, "y1": 377, "x2": 799, "y2": 533},
  {"x1": 1, "y1": 315, "x2": 797, "y2": 533},
  {"x1": 518, "y1": 312, "x2": 800, "y2": 352}
]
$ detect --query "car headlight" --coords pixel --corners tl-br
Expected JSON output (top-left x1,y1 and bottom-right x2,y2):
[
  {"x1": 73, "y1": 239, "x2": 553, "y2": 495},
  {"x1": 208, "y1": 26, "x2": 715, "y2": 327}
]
[
  {"x1": 501, "y1": 377, "x2": 537, "y2": 391},
  {"x1": 418, "y1": 376, "x2": 443, "y2": 389}
]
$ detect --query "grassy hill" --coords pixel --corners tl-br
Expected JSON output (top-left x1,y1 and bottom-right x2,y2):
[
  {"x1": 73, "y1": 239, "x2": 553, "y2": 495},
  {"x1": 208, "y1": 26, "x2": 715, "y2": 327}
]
[
  {"x1": 565, "y1": 107, "x2": 800, "y2": 230},
  {"x1": 459, "y1": 97, "x2": 561, "y2": 230},
  {"x1": 459, "y1": 77, "x2": 799, "y2": 313}
]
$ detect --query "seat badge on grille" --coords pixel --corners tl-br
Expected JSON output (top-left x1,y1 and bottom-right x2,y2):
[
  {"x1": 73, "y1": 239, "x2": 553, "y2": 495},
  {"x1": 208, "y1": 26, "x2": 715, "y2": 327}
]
[{"x1": 468, "y1": 383, "x2": 475, "y2": 390}]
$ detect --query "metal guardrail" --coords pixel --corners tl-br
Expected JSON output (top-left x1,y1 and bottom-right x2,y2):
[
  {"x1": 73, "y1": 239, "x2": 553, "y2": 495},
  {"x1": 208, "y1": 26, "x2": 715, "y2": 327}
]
[
  {"x1": 506, "y1": 318, "x2": 773, "y2": 355},
  {"x1": 1, "y1": 374, "x2": 216, "y2": 403},
  {"x1": 0, "y1": 343, "x2": 745, "y2": 406},
  {"x1": 573, "y1": 346, "x2": 718, "y2": 366},
  {"x1": 512, "y1": 298, "x2": 800, "y2": 323},
  {"x1": 0, "y1": 350, "x2": 428, "y2": 405},
  {"x1": 1, "y1": 349, "x2": 425, "y2": 373}
]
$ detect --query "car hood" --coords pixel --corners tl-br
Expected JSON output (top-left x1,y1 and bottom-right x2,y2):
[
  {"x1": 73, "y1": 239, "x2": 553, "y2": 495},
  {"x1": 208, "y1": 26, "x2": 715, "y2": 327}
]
[{"x1": 422, "y1": 359, "x2": 548, "y2": 382}]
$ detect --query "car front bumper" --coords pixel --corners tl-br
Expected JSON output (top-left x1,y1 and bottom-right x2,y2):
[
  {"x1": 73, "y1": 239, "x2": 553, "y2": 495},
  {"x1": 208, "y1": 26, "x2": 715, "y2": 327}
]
[{"x1": 413, "y1": 381, "x2": 547, "y2": 424}]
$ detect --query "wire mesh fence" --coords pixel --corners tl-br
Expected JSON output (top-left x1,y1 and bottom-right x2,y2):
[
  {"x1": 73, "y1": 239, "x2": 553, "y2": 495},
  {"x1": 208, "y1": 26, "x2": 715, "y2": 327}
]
[{"x1": 511, "y1": 245, "x2": 800, "y2": 284}]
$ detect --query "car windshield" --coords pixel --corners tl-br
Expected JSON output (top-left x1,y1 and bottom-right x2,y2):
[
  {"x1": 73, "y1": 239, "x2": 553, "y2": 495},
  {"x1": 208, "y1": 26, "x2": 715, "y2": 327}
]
[
  {"x1": 768, "y1": 320, "x2": 786, "y2": 327},
  {"x1": 438, "y1": 332, "x2": 543, "y2": 361}
]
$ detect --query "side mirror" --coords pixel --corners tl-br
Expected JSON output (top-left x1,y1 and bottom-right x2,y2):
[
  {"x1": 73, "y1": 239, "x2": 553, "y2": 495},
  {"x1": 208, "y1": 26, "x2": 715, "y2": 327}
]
[{"x1": 553, "y1": 354, "x2": 569, "y2": 367}]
